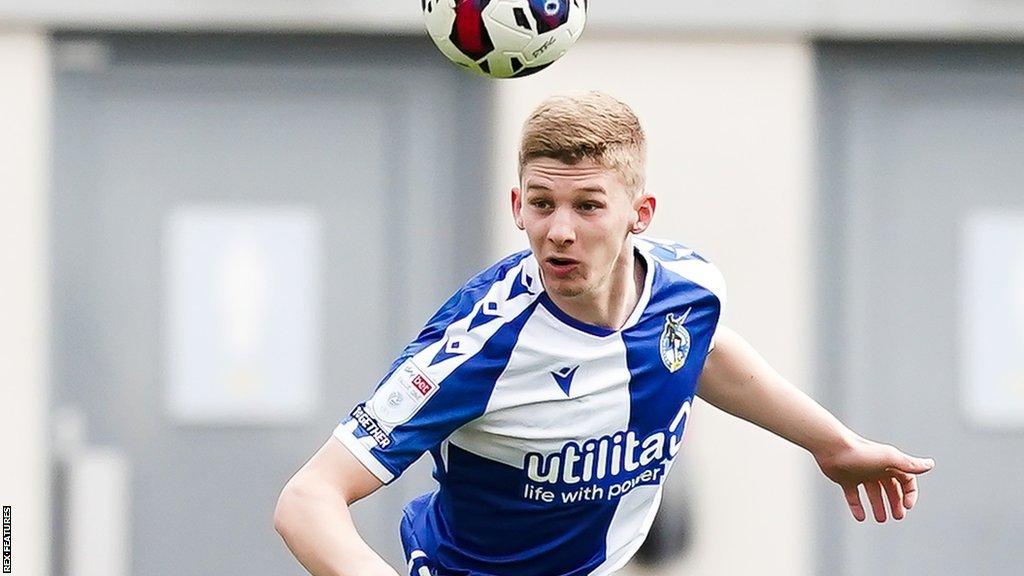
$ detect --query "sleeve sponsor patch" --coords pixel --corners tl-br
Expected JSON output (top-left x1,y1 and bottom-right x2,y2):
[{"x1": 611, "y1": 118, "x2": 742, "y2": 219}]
[
  {"x1": 350, "y1": 405, "x2": 393, "y2": 448},
  {"x1": 365, "y1": 359, "x2": 440, "y2": 429}
]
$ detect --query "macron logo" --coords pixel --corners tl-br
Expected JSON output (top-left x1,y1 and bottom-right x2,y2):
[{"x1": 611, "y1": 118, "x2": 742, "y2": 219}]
[{"x1": 551, "y1": 365, "x2": 580, "y2": 396}]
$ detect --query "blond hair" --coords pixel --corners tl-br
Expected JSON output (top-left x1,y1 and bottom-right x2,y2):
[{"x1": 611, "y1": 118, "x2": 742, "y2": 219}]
[{"x1": 518, "y1": 91, "x2": 646, "y2": 194}]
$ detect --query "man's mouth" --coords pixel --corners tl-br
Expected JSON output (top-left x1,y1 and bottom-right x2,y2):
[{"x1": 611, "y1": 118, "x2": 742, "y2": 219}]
[
  {"x1": 544, "y1": 256, "x2": 580, "y2": 277},
  {"x1": 546, "y1": 256, "x2": 578, "y2": 266}
]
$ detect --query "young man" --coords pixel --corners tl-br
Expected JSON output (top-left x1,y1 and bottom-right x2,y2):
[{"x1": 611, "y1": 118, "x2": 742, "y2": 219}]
[{"x1": 274, "y1": 92, "x2": 934, "y2": 576}]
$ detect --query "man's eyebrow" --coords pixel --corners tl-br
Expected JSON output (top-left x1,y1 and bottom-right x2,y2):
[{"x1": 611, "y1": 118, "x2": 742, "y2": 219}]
[{"x1": 524, "y1": 183, "x2": 606, "y2": 193}]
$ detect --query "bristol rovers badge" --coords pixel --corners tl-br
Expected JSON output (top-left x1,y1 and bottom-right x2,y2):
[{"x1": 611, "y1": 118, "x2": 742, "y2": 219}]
[{"x1": 660, "y1": 309, "x2": 692, "y2": 373}]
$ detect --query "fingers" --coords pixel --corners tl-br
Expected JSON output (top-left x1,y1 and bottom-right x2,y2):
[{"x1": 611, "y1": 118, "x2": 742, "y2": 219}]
[
  {"x1": 834, "y1": 444, "x2": 931, "y2": 524},
  {"x1": 890, "y1": 469, "x2": 920, "y2": 510},
  {"x1": 883, "y1": 476, "x2": 905, "y2": 520},
  {"x1": 843, "y1": 484, "x2": 866, "y2": 522},
  {"x1": 864, "y1": 480, "x2": 888, "y2": 523},
  {"x1": 845, "y1": 477, "x2": 916, "y2": 523}
]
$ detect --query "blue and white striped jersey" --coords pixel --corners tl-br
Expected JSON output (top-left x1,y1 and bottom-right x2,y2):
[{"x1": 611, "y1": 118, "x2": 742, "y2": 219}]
[{"x1": 334, "y1": 236, "x2": 726, "y2": 576}]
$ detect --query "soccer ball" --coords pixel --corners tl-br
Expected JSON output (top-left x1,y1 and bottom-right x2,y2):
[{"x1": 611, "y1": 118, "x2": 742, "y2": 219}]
[{"x1": 422, "y1": 0, "x2": 588, "y2": 79}]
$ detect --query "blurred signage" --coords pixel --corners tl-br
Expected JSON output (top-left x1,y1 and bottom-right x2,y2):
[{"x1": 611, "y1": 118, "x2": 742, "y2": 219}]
[
  {"x1": 962, "y1": 212, "x2": 1024, "y2": 429},
  {"x1": 165, "y1": 206, "x2": 321, "y2": 425}
]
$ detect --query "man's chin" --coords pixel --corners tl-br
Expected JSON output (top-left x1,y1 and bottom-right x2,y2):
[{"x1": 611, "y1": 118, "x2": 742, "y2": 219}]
[{"x1": 547, "y1": 281, "x2": 589, "y2": 299}]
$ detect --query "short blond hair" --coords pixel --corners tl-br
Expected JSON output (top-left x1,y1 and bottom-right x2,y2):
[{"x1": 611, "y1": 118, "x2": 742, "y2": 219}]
[{"x1": 518, "y1": 91, "x2": 646, "y2": 194}]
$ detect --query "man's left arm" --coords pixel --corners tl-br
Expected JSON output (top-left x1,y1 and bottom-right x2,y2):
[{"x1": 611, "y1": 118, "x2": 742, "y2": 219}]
[{"x1": 696, "y1": 325, "x2": 935, "y2": 523}]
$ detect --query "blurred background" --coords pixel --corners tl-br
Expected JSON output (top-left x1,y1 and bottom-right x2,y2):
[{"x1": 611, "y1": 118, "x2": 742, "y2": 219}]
[{"x1": 2, "y1": 1, "x2": 1023, "y2": 575}]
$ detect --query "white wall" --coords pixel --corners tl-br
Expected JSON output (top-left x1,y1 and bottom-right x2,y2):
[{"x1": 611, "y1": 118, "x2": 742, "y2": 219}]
[
  {"x1": 0, "y1": 28, "x2": 52, "y2": 576},
  {"x1": 3, "y1": 0, "x2": 1024, "y2": 37},
  {"x1": 593, "y1": 2, "x2": 1024, "y2": 37},
  {"x1": 491, "y1": 39, "x2": 816, "y2": 575}
]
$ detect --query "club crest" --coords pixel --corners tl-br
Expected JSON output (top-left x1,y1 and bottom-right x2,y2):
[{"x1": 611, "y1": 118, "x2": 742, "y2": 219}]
[{"x1": 660, "y1": 309, "x2": 692, "y2": 373}]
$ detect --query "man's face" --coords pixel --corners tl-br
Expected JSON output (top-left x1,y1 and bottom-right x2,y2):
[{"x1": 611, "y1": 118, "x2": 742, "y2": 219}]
[{"x1": 512, "y1": 157, "x2": 654, "y2": 299}]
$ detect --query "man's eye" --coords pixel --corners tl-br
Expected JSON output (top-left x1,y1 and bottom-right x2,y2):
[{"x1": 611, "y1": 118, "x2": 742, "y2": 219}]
[
  {"x1": 578, "y1": 202, "x2": 601, "y2": 212},
  {"x1": 531, "y1": 200, "x2": 553, "y2": 210}
]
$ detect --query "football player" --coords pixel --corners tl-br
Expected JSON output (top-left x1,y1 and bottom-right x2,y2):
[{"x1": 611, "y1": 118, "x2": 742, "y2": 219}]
[{"x1": 275, "y1": 91, "x2": 933, "y2": 576}]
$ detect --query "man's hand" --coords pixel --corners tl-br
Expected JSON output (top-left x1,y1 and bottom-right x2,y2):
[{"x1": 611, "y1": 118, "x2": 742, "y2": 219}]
[
  {"x1": 697, "y1": 327, "x2": 935, "y2": 524},
  {"x1": 814, "y1": 435, "x2": 934, "y2": 523}
]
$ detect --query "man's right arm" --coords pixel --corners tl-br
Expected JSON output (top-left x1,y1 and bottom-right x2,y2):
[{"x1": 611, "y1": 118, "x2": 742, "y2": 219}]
[{"x1": 274, "y1": 438, "x2": 400, "y2": 576}]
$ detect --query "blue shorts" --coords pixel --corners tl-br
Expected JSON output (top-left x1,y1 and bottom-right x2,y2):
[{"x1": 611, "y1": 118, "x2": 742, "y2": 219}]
[{"x1": 400, "y1": 493, "x2": 436, "y2": 576}]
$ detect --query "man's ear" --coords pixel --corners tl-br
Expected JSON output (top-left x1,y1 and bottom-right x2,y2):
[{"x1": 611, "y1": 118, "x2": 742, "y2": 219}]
[
  {"x1": 631, "y1": 194, "x2": 656, "y2": 234},
  {"x1": 511, "y1": 187, "x2": 525, "y2": 230}
]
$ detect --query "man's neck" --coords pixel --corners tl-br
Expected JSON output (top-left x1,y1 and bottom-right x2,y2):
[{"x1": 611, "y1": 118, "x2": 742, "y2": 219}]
[{"x1": 548, "y1": 249, "x2": 646, "y2": 331}]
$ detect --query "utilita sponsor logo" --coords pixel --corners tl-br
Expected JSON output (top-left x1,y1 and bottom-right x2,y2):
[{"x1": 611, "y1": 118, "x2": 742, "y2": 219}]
[{"x1": 524, "y1": 400, "x2": 691, "y2": 485}]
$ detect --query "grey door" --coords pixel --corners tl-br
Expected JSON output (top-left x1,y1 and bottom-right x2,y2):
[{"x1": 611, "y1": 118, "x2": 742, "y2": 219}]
[
  {"x1": 817, "y1": 43, "x2": 1024, "y2": 575},
  {"x1": 51, "y1": 33, "x2": 491, "y2": 575}
]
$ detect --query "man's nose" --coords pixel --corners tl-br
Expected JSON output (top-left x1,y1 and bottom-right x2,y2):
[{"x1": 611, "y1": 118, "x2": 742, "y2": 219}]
[{"x1": 547, "y1": 207, "x2": 576, "y2": 245}]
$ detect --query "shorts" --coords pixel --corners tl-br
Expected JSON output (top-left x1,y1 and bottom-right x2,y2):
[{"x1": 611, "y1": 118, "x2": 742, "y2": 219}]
[{"x1": 400, "y1": 492, "x2": 437, "y2": 576}]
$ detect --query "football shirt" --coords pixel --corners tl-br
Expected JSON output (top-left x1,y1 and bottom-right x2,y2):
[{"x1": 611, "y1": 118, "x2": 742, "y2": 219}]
[{"x1": 334, "y1": 236, "x2": 726, "y2": 576}]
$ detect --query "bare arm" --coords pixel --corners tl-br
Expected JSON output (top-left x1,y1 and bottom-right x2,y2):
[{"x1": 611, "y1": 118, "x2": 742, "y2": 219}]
[
  {"x1": 274, "y1": 438, "x2": 400, "y2": 576},
  {"x1": 696, "y1": 325, "x2": 934, "y2": 522}
]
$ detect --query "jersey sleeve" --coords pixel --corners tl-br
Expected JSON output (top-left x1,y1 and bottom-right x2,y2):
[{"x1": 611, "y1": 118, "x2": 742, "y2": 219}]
[
  {"x1": 333, "y1": 353, "x2": 494, "y2": 484},
  {"x1": 333, "y1": 251, "x2": 537, "y2": 484},
  {"x1": 702, "y1": 263, "x2": 727, "y2": 351},
  {"x1": 636, "y1": 236, "x2": 728, "y2": 351}
]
